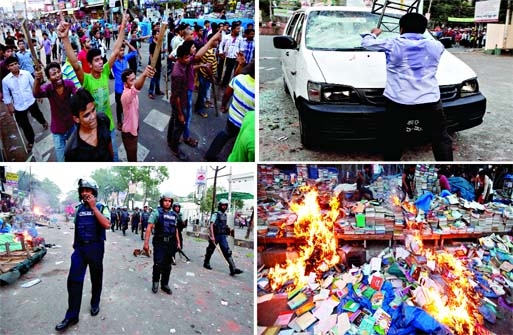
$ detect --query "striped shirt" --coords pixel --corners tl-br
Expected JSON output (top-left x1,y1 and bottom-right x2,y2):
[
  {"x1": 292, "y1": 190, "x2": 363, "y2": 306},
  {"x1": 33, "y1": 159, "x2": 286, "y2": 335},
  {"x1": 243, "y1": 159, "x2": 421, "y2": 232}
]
[
  {"x1": 62, "y1": 60, "x2": 81, "y2": 88},
  {"x1": 199, "y1": 48, "x2": 217, "y2": 79},
  {"x1": 228, "y1": 74, "x2": 255, "y2": 128},
  {"x1": 241, "y1": 39, "x2": 254, "y2": 64}
]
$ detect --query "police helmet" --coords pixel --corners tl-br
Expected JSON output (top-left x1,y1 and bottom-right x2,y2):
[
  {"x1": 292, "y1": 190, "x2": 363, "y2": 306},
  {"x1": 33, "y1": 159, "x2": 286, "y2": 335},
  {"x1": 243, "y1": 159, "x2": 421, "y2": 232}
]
[
  {"x1": 78, "y1": 177, "x2": 98, "y2": 198},
  {"x1": 218, "y1": 198, "x2": 229, "y2": 211},
  {"x1": 172, "y1": 202, "x2": 181, "y2": 211},
  {"x1": 159, "y1": 193, "x2": 174, "y2": 207},
  {"x1": 122, "y1": 205, "x2": 128, "y2": 210}
]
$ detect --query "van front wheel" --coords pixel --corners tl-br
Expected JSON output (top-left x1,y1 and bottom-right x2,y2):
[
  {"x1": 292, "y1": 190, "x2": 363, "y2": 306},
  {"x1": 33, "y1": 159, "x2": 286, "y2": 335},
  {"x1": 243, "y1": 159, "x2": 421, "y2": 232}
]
[{"x1": 299, "y1": 111, "x2": 318, "y2": 149}]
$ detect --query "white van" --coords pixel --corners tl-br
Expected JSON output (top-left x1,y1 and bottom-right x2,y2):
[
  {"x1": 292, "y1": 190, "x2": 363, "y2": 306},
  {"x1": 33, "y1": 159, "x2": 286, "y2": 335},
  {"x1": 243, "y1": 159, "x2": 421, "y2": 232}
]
[{"x1": 273, "y1": 6, "x2": 486, "y2": 148}]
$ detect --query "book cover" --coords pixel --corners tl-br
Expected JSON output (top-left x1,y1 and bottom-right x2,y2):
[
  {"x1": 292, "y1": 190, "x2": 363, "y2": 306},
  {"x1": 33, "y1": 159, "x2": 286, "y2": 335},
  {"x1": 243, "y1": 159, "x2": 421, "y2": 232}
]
[
  {"x1": 287, "y1": 292, "x2": 308, "y2": 310},
  {"x1": 370, "y1": 275, "x2": 385, "y2": 291},
  {"x1": 262, "y1": 325, "x2": 281, "y2": 335},
  {"x1": 274, "y1": 310, "x2": 294, "y2": 328},
  {"x1": 373, "y1": 308, "x2": 392, "y2": 335},
  {"x1": 362, "y1": 286, "x2": 376, "y2": 299},
  {"x1": 294, "y1": 300, "x2": 315, "y2": 317},
  {"x1": 358, "y1": 316, "x2": 376, "y2": 335},
  {"x1": 371, "y1": 291, "x2": 385, "y2": 310},
  {"x1": 295, "y1": 311, "x2": 317, "y2": 330},
  {"x1": 342, "y1": 300, "x2": 360, "y2": 312},
  {"x1": 287, "y1": 285, "x2": 304, "y2": 300}
]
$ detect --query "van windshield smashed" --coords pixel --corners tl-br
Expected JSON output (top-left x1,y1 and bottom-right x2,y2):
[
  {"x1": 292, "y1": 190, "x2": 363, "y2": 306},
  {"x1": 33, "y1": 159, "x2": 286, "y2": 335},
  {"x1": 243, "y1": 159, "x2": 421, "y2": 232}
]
[{"x1": 305, "y1": 10, "x2": 404, "y2": 50}]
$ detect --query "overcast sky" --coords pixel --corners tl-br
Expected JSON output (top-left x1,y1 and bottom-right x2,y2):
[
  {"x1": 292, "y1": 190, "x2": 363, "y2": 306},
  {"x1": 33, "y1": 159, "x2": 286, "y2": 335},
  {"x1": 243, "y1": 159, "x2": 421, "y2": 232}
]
[{"x1": 4, "y1": 163, "x2": 255, "y2": 198}]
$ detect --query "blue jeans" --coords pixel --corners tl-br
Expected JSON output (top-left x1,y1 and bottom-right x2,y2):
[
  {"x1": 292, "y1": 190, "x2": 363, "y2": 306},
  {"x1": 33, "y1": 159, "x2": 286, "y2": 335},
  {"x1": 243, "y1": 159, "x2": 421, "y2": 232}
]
[
  {"x1": 148, "y1": 67, "x2": 162, "y2": 95},
  {"x1": 110, "y1": 129, "x2": 119, "y2": 162},
  {"x1": 53, "y1": 125, "x2": 76, "y2": 162},
  {"x1": 195, "y1": 76, "x2": 211, "y2": 114},
  {"x1": 184, "y1": 90, "x2": 193, "y2": 139}
]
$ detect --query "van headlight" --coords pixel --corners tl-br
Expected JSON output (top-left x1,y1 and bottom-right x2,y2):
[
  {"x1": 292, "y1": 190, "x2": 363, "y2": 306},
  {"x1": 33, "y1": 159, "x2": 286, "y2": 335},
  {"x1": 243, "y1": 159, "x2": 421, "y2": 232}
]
[
  {"x1": 308, "y1": 82, "x2": 359, "y2": 103},
  {"x1": 307, "y1": 81, "x2": 322, "y2": 102},
  {"x1": 460, "y1": 79, "x2": 479, "y2": 97}
]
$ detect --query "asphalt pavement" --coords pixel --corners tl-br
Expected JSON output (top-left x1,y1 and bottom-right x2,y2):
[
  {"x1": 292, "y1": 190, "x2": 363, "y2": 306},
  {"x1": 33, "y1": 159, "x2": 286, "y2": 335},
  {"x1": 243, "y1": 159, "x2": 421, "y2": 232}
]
[
  {"x1": 0, "y1": 31, "x2": 234, "y2": 162},
  {"x1": 0, "y1": 217, "x2": 254, "y2": 335}
]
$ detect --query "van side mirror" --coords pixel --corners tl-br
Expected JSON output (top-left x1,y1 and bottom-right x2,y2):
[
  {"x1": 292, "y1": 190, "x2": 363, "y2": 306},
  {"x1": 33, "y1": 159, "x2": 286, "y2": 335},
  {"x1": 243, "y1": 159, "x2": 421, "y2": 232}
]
[{"x1": 274, "y1": 36, "x2": 297, "y2": 49}]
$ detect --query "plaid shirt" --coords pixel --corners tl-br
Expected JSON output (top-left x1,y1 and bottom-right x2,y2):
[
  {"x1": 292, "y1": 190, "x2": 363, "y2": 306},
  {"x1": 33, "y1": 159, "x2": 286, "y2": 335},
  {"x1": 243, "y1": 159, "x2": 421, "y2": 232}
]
[{"x1": 220, "y1": 34, "x2": 243, "y2": 58}]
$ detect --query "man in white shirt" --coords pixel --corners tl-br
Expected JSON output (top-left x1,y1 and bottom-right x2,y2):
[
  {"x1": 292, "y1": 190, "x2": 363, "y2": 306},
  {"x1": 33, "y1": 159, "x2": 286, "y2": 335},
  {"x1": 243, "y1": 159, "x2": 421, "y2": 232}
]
[
  {"x1": 218, "y1": 22, "x2": 242, "y2": 87},
  {"x1": 2, "y1": 56, "x2": 48, "y2": 152}
]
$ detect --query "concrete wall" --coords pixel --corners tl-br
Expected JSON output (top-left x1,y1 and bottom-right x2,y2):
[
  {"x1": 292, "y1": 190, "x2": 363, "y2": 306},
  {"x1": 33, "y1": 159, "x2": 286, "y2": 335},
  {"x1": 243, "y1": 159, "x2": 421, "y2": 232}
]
[{"x1": 485, "y1": 23, "x2": 513, "y2": 50}]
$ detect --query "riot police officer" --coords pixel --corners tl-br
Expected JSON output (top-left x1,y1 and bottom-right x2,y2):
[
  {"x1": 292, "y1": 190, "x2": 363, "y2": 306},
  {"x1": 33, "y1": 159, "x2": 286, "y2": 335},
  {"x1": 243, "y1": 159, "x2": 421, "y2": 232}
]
[
  {"x1": 143, "y1": 194, "x2": 180, "y2": 294},
  {"x1": 115, "y1": 206, "x2": 122, "y2": 230},
  {"x1": 56, "y1": 178, "x2": 110, "y2": 331},
  {"x1": 120, "y1": 206, "x2": 130, "y2": 236},
  {"x1": 203, "y1": 199, "x2": 243, "y2": 276},
  {"x1": 140, "y1": 205, "x2": 150, "y2": 240},
  {"x1": 110, "y1": 206, "x2": 117, "y2": 232},
  {"x1": 131, "y1": 207, "x2": 140, "y2": 234}
]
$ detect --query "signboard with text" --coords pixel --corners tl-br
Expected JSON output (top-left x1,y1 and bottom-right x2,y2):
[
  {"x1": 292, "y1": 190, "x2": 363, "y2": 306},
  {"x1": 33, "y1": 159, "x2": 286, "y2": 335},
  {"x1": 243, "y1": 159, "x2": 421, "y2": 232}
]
[{"x1": 474, "y1": 0, "x2": 501, "y2": 23}]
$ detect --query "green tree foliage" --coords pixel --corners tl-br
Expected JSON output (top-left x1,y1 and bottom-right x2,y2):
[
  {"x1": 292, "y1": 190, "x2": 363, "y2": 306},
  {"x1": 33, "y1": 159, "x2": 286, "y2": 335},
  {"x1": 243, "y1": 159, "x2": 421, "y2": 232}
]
[
  {"x1": 17, "y1": 171, "x2": 62, "y2": 209},
  {"x1": 425, "y1": 0, "x2": 508, "y2": 26},
  {"x1": 109, "y1": 166, "x2": 169, "y2": 208},
  {"x1": 233, "y1": 198, "x2": 245, "y2": 211},
  {"x1": 200, "y1": 185, "x2": 227, "y2": 214},
  {"x1": 91, "y1": 168, "x2": 125, "y2": 204}
]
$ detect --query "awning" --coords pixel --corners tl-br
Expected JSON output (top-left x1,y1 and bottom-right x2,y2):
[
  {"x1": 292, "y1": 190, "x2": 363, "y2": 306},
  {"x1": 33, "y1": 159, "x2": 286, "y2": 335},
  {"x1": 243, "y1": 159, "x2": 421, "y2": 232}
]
[
  {"x1": 447, "y1": 17, "x2": 475, "y2": 23},
  {"x1": 43, "y1": 7, "x2": 80, "y2": 14},
  {"x1": 216, "y1": 192, "x2": 254, "y2": 201}
]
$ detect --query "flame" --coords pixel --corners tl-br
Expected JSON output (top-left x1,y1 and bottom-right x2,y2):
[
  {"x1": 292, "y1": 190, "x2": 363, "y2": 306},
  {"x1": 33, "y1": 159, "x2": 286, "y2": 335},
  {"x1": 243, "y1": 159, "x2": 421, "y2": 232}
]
[
  {"x1": 421, "y1": 252, "x2": 480, "y2": 335},
  {"x1": 33, "y1": 206, "x2": 43, "y2": 216},
  {"x1": 14, "y1": 230, "x2": 33, "y2": 243},
  {"x1": 392, "y1": 195, "x2": 401, "y2": 206},
  {"x1": 402, "y1": 201, "x2": 417, "y2": 215},
  {"x1": 267, "y1": 187, "x2": 340, "y2": 291}
]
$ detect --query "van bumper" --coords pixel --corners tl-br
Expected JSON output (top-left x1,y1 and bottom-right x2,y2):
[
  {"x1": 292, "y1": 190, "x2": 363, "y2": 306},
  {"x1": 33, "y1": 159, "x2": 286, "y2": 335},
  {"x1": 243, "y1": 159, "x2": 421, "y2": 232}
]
[{"x1": 296, "y1": 93, "x2": 486, "y2": 142}]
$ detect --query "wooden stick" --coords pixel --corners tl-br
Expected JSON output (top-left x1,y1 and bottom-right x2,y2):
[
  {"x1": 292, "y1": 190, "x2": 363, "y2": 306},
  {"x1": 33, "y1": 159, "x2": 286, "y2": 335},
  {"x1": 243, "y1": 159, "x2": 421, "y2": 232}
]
[
  {"x1": 21, "y1": 20, "x2": 42, "y2": 71},
  {"x1": 150, "y1": 23, "x2": 167, "y2": 69}
]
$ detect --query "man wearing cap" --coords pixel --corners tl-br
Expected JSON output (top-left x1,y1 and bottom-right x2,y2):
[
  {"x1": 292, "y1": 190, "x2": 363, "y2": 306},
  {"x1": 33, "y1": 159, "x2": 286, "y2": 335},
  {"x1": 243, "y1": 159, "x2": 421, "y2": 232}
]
[{"x1": 2, "y1": 56, "x2": 49, "y2": 153}]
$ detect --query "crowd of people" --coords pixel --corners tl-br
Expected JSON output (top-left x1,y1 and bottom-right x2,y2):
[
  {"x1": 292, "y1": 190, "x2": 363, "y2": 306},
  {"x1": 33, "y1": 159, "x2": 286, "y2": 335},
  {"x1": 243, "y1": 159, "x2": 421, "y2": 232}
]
[{"x1": 0, "y1": 9, "x2": 255, "y2": 162}]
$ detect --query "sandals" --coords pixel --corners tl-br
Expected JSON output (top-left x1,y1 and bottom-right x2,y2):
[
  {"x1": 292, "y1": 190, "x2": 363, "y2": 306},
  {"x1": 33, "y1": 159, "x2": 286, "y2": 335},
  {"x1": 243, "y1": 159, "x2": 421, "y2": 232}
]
[{"x1": 183, "y1": 137, "x2": 198, "y2": 147}]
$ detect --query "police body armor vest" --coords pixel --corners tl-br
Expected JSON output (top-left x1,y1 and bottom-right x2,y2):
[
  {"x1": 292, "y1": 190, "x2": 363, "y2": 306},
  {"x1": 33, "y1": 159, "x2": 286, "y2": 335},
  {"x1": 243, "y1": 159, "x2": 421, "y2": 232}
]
[
  {"x1": 120, "y1": 210, "x2": 129, "y2": 223},
  {"x1": 141, "y1": 212, "x2": 150, "y2": 224},
  {"x1": 213, "y1": 211, "x2": 228, "y2": 235},
  {"x1": 155, "y1": 208, "x2": 177, "y2": 237},
  {"x1": 75, "y1": 203, "x2": 106, "y2": 243},
  {"x1": 110, "y1": 211, "x2": 117, "y2": 221}
]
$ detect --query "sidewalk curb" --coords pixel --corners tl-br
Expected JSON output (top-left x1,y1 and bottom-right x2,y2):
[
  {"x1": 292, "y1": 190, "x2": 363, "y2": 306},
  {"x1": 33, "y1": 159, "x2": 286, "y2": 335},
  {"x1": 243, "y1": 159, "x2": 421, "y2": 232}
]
[{"x1": 185, "y1": 231, "x2": 254, "y2": 249}]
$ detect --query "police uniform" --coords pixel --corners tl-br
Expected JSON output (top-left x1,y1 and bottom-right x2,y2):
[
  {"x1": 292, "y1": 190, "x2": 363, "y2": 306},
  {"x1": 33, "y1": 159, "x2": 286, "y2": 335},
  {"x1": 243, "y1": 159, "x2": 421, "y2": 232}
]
[
  {"x1": 173, "y1": 203, "x2": 190, "y2": 262},
  {"x1": 131, "y1": 208, "x2": 140, "y2": 234},
  {"x1": 120, "y1": 208, "x2": 130, "y2": 235},
  {"x1": 56, "y1": 178, "x2": 108, "y2": 332},
  {"x1": 110, "y1": 207, "x2": 117, "y2": 232},
  {"x1": 203, "y1": 200, "x2": 243, "y2": 276},
  {"x1": 140, "y1": 207, "x2": 150, "y2": 240},
  {"x1": 149, "y1": 206, "x2": 179, "y2": 293}
]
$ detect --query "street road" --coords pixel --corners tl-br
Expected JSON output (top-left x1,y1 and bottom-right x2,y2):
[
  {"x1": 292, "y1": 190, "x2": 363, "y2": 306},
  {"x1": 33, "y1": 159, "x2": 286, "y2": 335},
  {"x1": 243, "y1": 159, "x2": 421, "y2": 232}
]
[
  {"x1": 0, "y1": 32, "x2": 234, "y2": 162},
  {"x1": 0, "y1": 218, "x2": 254, "y2": 335},
  {"x1": 259, "y1": 35, "x2": 513, "y2": 161}
]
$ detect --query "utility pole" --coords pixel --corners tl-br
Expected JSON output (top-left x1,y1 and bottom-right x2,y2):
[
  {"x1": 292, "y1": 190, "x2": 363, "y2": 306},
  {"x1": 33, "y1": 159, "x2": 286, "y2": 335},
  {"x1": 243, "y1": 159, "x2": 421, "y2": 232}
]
[
  {"x1": 209, "y1": 165, "x2": 226, "y2": 215},
  {"x1": 504, "y1": 0, "x2": 512, "y2": 49}
]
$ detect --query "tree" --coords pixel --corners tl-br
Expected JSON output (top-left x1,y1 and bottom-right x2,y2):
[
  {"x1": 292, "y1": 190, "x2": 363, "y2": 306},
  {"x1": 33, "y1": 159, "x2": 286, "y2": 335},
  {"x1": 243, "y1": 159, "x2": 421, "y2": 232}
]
[
  {"x1": 233, "y1": 198, "x2": 244, "y2": 211},
  {"x1": 111, "y1": 166, "x2": 169, "y2": 208},
  {"x1": 200, "y1": 185, "x2": 227, "y2": 214},
  {"x1": 91, "y1": 168, "x2": 125, "y2": 205},
  {"x1": 17, "y1": 171, "x2": 62, "y2": 210},
  {"x1": 424, "y1": 0, "x2": 475, "y2": 26}
]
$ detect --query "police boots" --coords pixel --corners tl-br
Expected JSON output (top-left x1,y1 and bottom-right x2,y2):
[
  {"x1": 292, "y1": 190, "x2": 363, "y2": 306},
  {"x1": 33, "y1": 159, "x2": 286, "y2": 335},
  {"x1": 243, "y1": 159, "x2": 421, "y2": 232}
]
[
  {"x1": 203, "y1": 249, "x2": 213, "y2": 270},
  {"x1": 152, "y1": 282, "x2": 159, "y2": 294},
  {"x1": 228, "y1": 257, "x2": 243, "y2": 276}
]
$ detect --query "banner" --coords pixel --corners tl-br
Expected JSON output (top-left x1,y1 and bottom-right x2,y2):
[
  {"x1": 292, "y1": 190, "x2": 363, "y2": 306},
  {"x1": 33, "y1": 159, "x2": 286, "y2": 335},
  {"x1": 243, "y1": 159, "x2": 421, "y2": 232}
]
[{"x1": 6, "y1": 172, "x2": 18, "y2": 187}]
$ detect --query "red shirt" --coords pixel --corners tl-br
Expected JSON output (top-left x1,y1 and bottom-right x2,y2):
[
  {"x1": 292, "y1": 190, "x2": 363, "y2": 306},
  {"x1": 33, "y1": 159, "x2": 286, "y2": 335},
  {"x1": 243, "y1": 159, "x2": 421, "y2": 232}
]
[{"x1": 77, "y1": 49, "x2": 91, "y2": 73}]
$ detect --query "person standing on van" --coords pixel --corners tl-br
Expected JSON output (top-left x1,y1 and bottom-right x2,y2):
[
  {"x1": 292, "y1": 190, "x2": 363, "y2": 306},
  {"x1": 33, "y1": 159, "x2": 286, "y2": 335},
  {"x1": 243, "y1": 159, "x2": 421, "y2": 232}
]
[{"x1": 361, "y1": 13, "x2": 453, "y2": 161}]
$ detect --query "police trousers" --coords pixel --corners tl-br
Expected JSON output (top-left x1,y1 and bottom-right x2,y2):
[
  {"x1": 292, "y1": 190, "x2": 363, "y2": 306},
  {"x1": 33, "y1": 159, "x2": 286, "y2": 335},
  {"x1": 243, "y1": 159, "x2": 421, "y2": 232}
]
[
  {"x1": 152, "y1": 238, "x2": 176, "y2": 284},
  {"x1": 65, "y1": 242, "x2": 105, "y2": 319}
]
